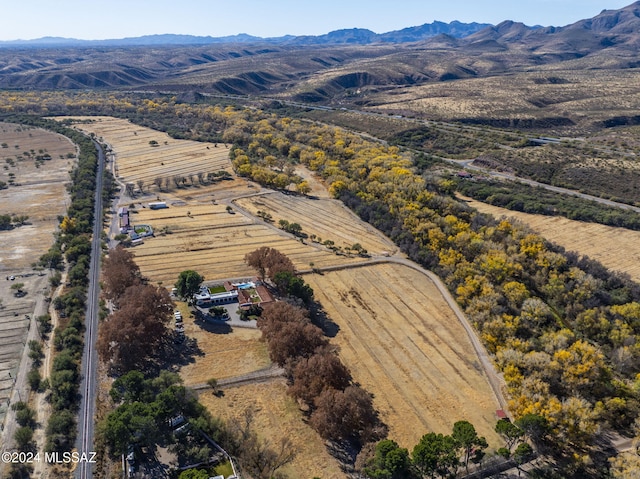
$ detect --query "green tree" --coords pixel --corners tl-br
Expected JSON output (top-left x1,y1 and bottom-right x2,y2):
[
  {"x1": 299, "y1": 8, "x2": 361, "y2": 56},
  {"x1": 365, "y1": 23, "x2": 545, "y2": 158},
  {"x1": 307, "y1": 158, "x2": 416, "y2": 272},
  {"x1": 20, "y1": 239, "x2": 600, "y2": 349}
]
[
  {"x1": 175, "y1": 270, "x2": 204, "y2": 299},
  {"x1": 178, "y1": 469, "x2": 209, "y2": 479},
  {"x1": 10, "y1": 282, "x2": 25, "y2": 295},
  {"x1": 110, "y1": 370, "x2": 147, "y2": 403},
  {"x1": 513, "y1": 442, "x2": 534, "y2": 476},
  {"x1": 452, "y1": 420, "x2": 487, "y2": 473},
  {"x1": 207, "y1": 378, "x2": 219, "y2": 395},
  {"x1": 273, "y1": 271, "x2": 314, "y2": 304},
  {"x1": 495, "y1": 418, "x2": 523, "y2": 451},
  {"x1": 515, "y1": 414, "x2": 549, "y2": 446},
  {"x1": 45, "y1": 410, "x2": 76, "y2": 452},
  {"x1": 412, "y1": 432, "x2": 459, "y2": 479},
  {"x1": 15, "y1": 406, "x2": 36, "y2": 428},
  {"x1": 102, "y1": 402, "x2": 158, "y2": 456},
  {"x1": 14, "y1": 426, "x2": 34, "y2": 451},
  {"x1": 364, "y1": 439, "x2": 412, "y2": 479}
]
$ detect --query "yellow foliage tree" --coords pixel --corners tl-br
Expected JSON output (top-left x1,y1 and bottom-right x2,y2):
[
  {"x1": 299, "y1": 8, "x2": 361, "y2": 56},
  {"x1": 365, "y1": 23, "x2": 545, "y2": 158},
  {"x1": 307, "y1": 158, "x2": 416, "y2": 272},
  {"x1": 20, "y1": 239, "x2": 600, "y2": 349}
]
[{"x1": 60, "y1": 216, "x2": 77, "y2": 234}]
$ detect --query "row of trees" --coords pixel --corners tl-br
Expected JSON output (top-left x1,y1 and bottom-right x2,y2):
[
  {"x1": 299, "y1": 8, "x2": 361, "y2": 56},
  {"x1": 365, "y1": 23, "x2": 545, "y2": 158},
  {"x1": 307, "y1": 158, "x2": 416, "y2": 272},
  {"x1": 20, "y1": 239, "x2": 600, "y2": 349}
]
[
  {"x1": 456, "y1": 177, "x2": 640, "y2": 231},
  {"x1": 359, "y1": 416, "x2": 542, "y2": 479},
  {"x1": 125, "y1": 170, "x2": 232, "y2": 196},
  {"x1": 98, "y1": 245, "x2": 173, "y2": 371},
  {"x1": 0, "y1": 214, "x2": 29, "y2": 230},
  {"x1": 4, "y1": 94, "x2": 638, "y2": 475},
  {"x1": 42, "y1": 121, "x2": 102, "y2": 455},
  {"x1": 244, "y1": 247, "x2": 386, "y2": 451},
  {"x1": 0, "y1": 116, "x2": 110, "y2": 458},
  {"x1": 210, "y1": 106, "x2": 640, "y2": 474}
]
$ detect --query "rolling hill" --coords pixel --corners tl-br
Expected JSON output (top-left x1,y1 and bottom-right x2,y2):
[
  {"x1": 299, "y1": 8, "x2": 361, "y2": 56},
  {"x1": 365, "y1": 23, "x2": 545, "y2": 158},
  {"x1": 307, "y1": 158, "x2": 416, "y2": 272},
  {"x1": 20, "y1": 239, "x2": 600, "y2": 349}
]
[{"x1": 1, "y1": 2, "x2": 639, "y2": 130}]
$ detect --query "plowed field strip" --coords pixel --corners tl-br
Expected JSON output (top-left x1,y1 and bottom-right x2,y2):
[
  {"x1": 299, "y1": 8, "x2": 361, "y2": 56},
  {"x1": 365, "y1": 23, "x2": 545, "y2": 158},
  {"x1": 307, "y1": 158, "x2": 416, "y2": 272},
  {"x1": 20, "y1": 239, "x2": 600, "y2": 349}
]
[
  {"x1": 70, "y1": 117, "x2": 232, "y2": 184},
  {"x1": 373, "y1": 266, "x2": 481, "y2": 371},
  {"x1": 236, "y1": 192, "x2": 392, "y2": 253},
  {"x1": 359, "y1": 267, "x2": 487, "y2": 417},
  {"x1": 310, "y1": 274, "x2": 434, "y2": 429},
  {"x1": 305, "y1": 264, "x2": 501, "y2": 449},
  {"x1": 335, "y1": 268, "x2": 480, "y2": 420},
  {"x1": 131, "y1": 218, "x2": 357, "y2": 282}
]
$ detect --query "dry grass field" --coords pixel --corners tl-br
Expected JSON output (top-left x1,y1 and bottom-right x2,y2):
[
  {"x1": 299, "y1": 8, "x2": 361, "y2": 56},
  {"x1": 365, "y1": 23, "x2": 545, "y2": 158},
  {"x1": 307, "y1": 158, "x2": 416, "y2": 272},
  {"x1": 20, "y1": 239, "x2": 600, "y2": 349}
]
[
  {"x1": 304, "y1": 263, "x2": 502, "y2": 450},
  {"x1": 70, "y1": 116, "x2": 232, "y2": 184},
  {"x1": 129, "y1": 202, "x2": 361, "y2": 284},
  {"x1": 68, "y1": 116, "x2": 251, "y2": 203},
  {"x1": 175, "y1": 301, "x2": 270, "y2": 386},
  {"x1": 235, "y1": 191, "x2": 397, "y2": 256},
  {"x1": 0, "y1": 122, "x2": 75, "y2": 427},
  {"x1": 0, "y1": 122, "x2": 76, "y2": 270},
  {"x1": 464, "y1": 198, "x2": 640, "y2": 283},
  {"x1": 199, "y1": 381, "x2": 346, "y2": 479}
]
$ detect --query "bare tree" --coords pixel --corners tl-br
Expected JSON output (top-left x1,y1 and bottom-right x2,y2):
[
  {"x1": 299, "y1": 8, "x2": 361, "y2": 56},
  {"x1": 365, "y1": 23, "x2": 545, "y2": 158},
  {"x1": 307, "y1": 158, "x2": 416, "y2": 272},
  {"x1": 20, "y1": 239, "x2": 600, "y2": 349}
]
[
  {"x1": 228, "y1": 408, "x2": 298, "y2": 479},
  {"x1": 102, "y1": 245, "x2": 142, "y2": 306},
  {"x1": 97, "y1": 284, "x2": 173, "y2": 371},
  {"x1": 136, "y1": 179, "x2": 145, "y2": 194},
  {"x1": 125, "y1": 183, "x2": 135, "y2": 197},
  {"x1": 310, "y1": 385, "x2": 386, "y2": 445},
  {"x1": 153, "y1": 177, "x2": 163, "y2": 191},
  {"x1": 245, "y1": 247, "x2": 295, "y2": 281},
  {"x1": 197, "y1": 172, "x2": 206, "y2": 185},
  {"x1": 289, "y1": 350, "x2": 352, "y2": 406}
]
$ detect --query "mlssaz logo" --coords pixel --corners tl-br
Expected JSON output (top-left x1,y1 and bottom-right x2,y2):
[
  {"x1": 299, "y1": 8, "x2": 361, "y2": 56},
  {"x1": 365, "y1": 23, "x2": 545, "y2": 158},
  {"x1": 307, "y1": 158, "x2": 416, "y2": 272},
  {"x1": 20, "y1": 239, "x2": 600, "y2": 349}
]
[{"x1": 45, "y1": 452, "x2": 97, "y2": 464}]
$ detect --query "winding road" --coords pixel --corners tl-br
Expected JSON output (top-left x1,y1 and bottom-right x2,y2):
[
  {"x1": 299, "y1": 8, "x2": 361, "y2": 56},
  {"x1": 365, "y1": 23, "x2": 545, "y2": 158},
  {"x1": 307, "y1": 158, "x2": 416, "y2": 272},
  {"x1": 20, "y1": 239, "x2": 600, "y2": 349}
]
[{"x1": 449, "y1": 157, "x2": 640, "y2": 213}]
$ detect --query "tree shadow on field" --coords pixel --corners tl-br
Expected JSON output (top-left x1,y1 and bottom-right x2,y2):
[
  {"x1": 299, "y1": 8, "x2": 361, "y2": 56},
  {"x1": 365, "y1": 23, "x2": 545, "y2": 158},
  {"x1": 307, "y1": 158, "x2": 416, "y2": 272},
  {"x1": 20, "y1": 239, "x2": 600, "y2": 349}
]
[
  {"x1": 193, "y1": 310, "x2": 233, "y2": 335},
  {"x1": 310, "y1": 301, "x2": 340, "y2": 338},
  {"x1": 146, "y1": 334, "x2": 205, "y2": 376}
]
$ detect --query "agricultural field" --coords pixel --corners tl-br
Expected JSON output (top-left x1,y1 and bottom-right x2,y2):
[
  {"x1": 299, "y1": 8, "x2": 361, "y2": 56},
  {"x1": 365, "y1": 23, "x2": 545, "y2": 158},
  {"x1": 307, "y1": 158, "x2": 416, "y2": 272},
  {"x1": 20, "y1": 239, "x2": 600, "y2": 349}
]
[
  {"x1": 0, "y1": 278, "x2": 37, "y2": 423},
  {"x1": 128, "y1": 202, "x2": 362, "y2": 284},
  {"x1": 68, "y1": 116, "x2": 246, "y2": 200},
  {"x1": 0, "y1": 122, "x2": 76, "y2": 270},
  {"x1": 464, "y1": 198, "x2": 640, "y2": 283},
  {"x1": 304, "y1": 263, "x2": 502, "y2": 450},
  {"x1": 235, "y1": 191, "x2": 397, "y2": 256},
  {"x1": 71, "y1": 116, "x2": 505, "y2": 472},
  {"x1": 199, "y1": 381, "x2": 346, "y2": 479},
  {"x1": 0, "y1": 122, "x2": 75, "y2": 427}
]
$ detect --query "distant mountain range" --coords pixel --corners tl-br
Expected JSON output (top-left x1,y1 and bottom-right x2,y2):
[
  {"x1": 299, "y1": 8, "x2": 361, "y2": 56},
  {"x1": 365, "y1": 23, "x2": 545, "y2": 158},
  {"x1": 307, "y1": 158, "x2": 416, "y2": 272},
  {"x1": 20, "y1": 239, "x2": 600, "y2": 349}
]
[
  {"x1": 0, "y1": 21, "x2": 492, "y2": 47},
  {"x1": 1, "y1": 2, "x2": 640, "y2": 97}
]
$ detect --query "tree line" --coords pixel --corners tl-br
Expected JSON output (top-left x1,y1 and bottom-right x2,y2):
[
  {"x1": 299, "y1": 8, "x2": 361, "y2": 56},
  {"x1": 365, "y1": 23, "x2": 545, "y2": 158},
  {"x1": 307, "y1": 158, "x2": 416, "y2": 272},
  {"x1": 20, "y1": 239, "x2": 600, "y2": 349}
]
[
  {"x1": 98, "y1": 245, "x2": 173, "y2": 371},
  {"x1": 244, "y1": 247, "x2": 387, "y2": 455},
  {"x1": 4, "y1": 94, "x2": 640, "y2": 476},
  {"x1": 215, "y1": 107, "x2": 640, "y2": 476},
  {"x1": 0, "y1": 116, "x2": 111, "y2": 474},
  {"x1": 456, "y1": 177, "x2": 640, "y2": 231}
]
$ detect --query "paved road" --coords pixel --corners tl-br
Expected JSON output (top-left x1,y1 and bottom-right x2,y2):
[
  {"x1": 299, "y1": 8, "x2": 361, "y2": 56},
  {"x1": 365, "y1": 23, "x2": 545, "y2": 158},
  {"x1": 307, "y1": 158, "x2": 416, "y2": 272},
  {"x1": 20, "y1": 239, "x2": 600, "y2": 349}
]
[{"x1": 75, "y1": 140, "x2": 105, "y2": 479}]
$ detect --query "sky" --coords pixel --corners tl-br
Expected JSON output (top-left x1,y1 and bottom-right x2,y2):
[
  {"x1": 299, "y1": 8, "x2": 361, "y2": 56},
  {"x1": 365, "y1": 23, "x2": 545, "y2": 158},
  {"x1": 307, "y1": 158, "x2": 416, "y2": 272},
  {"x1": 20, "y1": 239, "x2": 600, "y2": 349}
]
[{"x1": 1, "y1": 0, "x2": 635, "y2": 41}]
